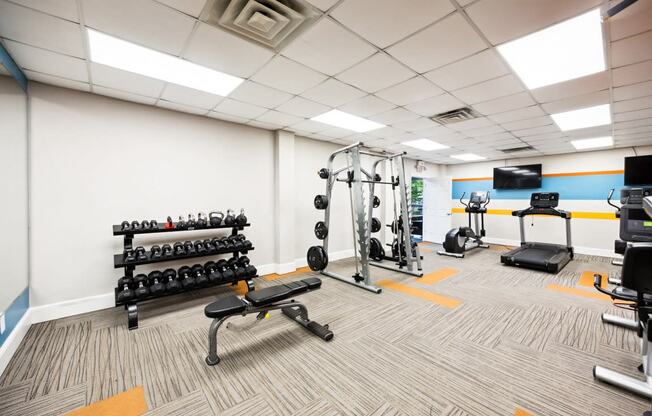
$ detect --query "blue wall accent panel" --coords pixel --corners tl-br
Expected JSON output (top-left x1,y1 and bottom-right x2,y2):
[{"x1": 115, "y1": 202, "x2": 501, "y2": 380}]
[
  {"x1": 0, "y1": 288, "x2": 29, "y2": 347},
  {"x1": 0, "y1": 42, "x2": 27, "y2": 91}
]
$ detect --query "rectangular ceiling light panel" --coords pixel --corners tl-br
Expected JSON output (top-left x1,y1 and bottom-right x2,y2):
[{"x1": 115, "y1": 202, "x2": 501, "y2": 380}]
[
  {"x1": 550, "y1": 104, "x2": 611, "y2": 131},
  {"x1": 402, "y1": 138, "x2": 449, "y2": 151},
  {"x1": 451, "y1": 153, "x2": 486, "y2": 161},
  {"x1": 497, "y1": 9, "x2": 605, "y2": 89},
  {"x1": 311, "y1": 110, "x2": 385, "y2": 132},
  {"x1": 571, "y1": 136, "x2": 613, "y2": 149},
  {"x1": 87, "y1": 29, "x2": 244, "y2": 96}
]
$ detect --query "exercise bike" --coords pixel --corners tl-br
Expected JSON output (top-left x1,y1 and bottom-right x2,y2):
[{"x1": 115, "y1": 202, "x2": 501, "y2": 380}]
[{"x1": 437, "y1": 191, "x2": 490, "y2": 258}]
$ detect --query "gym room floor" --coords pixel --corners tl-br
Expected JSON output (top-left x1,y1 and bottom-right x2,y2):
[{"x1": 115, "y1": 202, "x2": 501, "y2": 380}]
[{"x1": 0, "y1": 244, "x2": 646, "y2": 416}]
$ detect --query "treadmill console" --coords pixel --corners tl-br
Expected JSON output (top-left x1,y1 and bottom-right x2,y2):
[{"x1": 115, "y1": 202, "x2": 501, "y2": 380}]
[
  {"x1": 619, "y1": 188, "x2": 652, "y2": 242},
  {"x1": 530, "y1": 192, "x2": 559, "y2": 208},
  {"x1": 621, "y1": 187, "x2": 652, "y2": 204}
]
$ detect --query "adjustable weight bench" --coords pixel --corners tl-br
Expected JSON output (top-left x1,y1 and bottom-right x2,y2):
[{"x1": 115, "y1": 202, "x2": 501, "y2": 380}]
[{"x1": 204, "y1": 277, "x2": 333, "y2": 365}]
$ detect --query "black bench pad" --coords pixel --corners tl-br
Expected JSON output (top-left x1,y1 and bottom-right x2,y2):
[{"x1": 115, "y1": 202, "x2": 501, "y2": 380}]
[
  {"x1": 245, "y1": 277, "x2": 321, "y2": 307},
  {"x1": 204, "y1": 295, "x2": 246, "y2": 319}
]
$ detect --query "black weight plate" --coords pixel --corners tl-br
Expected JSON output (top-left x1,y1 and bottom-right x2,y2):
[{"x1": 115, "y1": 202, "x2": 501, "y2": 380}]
[
  {"x1": 371, "y1": 217, "x2": 381, "y2": 233},
  {"x1": 314, "y1": 195, "x2": 328, "y2": 210},
  {"x1": 318, "y1": 168, "x2": 329, "y2": 179},
  {"x1": 373, "y1": 195, "x2": 380, "y2": 208},
  {"x1": 314, "y1": 221, "x2": 328, "y2": 240},
  {"x1": 369, "y1": 238, "x2": 385, "y2": 261},
  {"x1": 307, "y1": 246, "x2": 328, "y2": 271}
]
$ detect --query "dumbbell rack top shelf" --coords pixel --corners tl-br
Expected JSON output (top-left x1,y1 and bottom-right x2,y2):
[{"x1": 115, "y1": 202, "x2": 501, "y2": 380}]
[{"x1": 113, "y1": 220, "x2": 256, "y2": 330}]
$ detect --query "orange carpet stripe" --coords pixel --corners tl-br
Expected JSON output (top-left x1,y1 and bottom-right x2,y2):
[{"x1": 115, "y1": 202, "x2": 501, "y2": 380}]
[
  {"x1": 578, "y1": 271, "x2": 606, "y2": 288},
  {"x1": 546, "y1": 284, "x2": 612, "y2": 301},
  {"x1": 377, "y1": 279, "x2": 461, "y2": 308},
  {"x1": 514, "y1": 409, "x2": 534, "y2": 416},
  {"x1": 233, "y1": 280, "x2": 250, "y2": 295},
  {"x1": 420, "y1": 267, "x2": 458, "y2": 285},
  {"x1": 65, "y1": 386, "x2": 147, "y2": 416},
  {"x1": 263, "y1": 266, "x2": 311, "y2": 281}
]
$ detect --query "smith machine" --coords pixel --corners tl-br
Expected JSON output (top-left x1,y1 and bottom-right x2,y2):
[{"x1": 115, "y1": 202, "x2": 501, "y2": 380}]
[{"x1": 307, "y1": 142, "x2": 423, "y2": 294}]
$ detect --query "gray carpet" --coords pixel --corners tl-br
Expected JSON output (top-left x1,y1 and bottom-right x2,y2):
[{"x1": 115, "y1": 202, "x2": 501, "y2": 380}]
[{"x1": 1, "y1": 244, "x2": 650, "y2": 415}]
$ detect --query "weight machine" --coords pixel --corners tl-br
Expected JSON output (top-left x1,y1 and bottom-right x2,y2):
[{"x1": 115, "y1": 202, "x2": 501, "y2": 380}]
[{"x1": 306, "y1": 142, "x2": 422, "y2": 294}]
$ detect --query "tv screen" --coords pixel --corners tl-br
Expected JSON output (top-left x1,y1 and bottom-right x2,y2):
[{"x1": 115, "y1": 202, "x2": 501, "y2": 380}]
[
  {"x1": 493, "y1": 164, "x2": 542, "y2": 189},
  {"x1": 625, "y1": 155, "x2": 652, "y2": 186}
]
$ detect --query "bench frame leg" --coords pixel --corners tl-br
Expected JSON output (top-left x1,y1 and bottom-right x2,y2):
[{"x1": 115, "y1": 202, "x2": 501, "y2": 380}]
[{"x1": 205, "y1": 299, "x2": 332, "y2": 366}]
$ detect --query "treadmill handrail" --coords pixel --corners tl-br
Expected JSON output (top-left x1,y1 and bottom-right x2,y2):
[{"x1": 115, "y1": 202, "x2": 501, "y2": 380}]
[{"x1": 512, "y1": 206, "x2": 571, "y2": 219}]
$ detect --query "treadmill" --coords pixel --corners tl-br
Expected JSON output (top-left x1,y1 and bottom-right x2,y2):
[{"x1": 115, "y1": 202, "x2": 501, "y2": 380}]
[{"x1": 500, "y1": 192, "x2": 573, "y2": 273}]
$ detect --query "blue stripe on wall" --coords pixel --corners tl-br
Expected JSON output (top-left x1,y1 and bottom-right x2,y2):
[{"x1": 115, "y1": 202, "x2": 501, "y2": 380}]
[
  {"x1": 0, "y1": 288, "x2": 29, "y2": 348},
  {"x1": 0, "y1": 42, "x2": 27, "y2": 92},
  {"x1": 452, "y1": 173, "x2": 625, "y2": 200}
]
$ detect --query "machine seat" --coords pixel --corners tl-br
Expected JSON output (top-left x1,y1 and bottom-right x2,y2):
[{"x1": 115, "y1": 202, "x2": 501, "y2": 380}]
[{"x1": 204, "y1": 295, "x2": 246, "y2": 319}]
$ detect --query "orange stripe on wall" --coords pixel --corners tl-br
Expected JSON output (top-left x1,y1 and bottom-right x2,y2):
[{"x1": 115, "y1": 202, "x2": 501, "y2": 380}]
[
  {"x1": 451, "y1": 207, "x2": 617, "y2": 220},
  {"x1": 452, "y1": 169, "x2": 624, "y2": 182}
]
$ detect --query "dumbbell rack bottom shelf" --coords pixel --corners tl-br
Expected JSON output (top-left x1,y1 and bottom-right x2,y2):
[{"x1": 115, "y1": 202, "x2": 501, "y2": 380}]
[{"x1": 113, "y1": 247, "x2": 255, "y2": 268}]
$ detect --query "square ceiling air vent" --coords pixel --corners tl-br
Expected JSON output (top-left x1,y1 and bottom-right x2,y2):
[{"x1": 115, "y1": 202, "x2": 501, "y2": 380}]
[
  {"x1": 501, "y1": 145, "x2": 535, "y2": 154},
  {"x1": 201, "y1": 0, "x2": 321, "y2": 51},
  {"x1": 430, "y1": 107, "x2": 480, "y2": 125}
]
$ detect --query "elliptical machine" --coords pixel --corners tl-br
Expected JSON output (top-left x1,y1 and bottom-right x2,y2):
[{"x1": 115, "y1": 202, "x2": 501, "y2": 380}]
[{"x1": 438, "y1": 191, "x2": 490, "y2": 258}]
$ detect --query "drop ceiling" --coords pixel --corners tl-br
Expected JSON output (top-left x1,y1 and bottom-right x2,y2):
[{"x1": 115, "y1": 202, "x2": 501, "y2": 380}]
[{"x1": 1, "y1": 0, "x2": 651, "y2": 164}]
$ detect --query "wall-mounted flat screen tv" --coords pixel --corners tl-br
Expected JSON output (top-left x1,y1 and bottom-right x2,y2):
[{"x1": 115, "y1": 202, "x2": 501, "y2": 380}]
[
  {"x1": 625, "y1": 155, "x2": 652, "y2": 186},
  {"x1": 493, "y1": 164, "x2": 542, "y2": 189}
]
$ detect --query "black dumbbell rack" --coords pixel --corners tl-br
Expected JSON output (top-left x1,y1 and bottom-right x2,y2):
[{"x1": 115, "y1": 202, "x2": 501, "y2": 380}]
[{"x1": 113, "y1": 221, "x2": 257, "y2": 330}]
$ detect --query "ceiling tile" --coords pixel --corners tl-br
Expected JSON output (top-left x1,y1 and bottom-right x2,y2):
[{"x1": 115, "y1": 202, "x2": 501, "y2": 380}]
[
  {"x1": 229, "y1": 81, "x2": 293, "y2": 109},
  {"x1": 473, "y1": 92, "x2": 536, "y2": 115},
  {"x1": 251, "y1": 56, "x2": 328, "y2": 95},
  {"x1": 615, "y1": 117, "x2": 652, "y2": 130},
  {"x1": 368, "y1": 107, "x2": 421, "y2": 124},
  {"x1": 255, "y1": 110, "x2": 303, "y2": 126},
  {"x1": 0, "y1": 1, "x2": 84, "y2": 57},
  {"x1": 487, "y1": 105, "x2": 545, "y2": 124},
  {"x1": 540, "y1": 90, "x2": 609, "y2": 114},
  {"x1": 207, "y1": 111, "x2": 250, "y2": 124},
  {"x1": 387, "y1": 13, "x2": 486, "y2": 72},
  {"x1": 391, "y1": 117, "x2": 438, "y2": 132},
  {"x1": 82, "y1": 0, "x2": 195, "y2": 55},
  {"x1": 90, "y1": 62, "x2": 165, "y2": 98},
  {"x1": 24, "y1": 70, "x2": 89, "y2": 92},
  {"x1": 214, "y1": 98, "x2": 268, "y2": 119},
  {"x1": 247, "y1": 120, "x2": 283, "y2": 130},
  {"x1": 614, "y1": 80, "x2": 652, "y2": 102},
  {"x1": 501, "y1": 116, "x2": 553, "y2": 131},
  {"x1": 331, "y1": 0, "x2": 454, "y2": 48},
  {"x1": 338, "y1": 94, "x2": 395, "y2": 117},
  {"x1": 300, "y1": 78, "x2": 367, "y2": 107},
  {"x1": 160, "y1": 83, "x2": 223, "y2": 109},
  {"x1": 565, "y1": 125, "x2": 611, "y2": 139},
  {"x1": 320, "y1": 127, "x2": 355, "y2": 138},
  {"x1": 289, "y1": 119, "x2": 331, "y2": 133},
  {"x1": 464, "y1": 124, "x2": 506, "y2": 137},
  {"x1": 615, "y1": 125, "x2": 652, "y2": 135},
  {"x1": 612, "y1": 60, "x2": 652, "y2": 87},
  {"x1": 335, "y1": 53, "x2": 415, "y2": 93},
  {"x1": 474, "y1": 132, "x2": 515, "y2": 142},
  {"x1": 364, "y1": 126, "x2": 408, "y2": 138},
  {"x1": 610, "y1": 0, "x2": 652, "y2": 41},
  {"x1": 305, "y1": 0, "x2": 338, "y2": 11},
  {"x1": 446, "y1": 117, "x2": 494, "y2": 131},
  {"x1": 156, "y1": 0, "x2": 206, "y2": 17},
  {"x1": 614, "y1": 95, "x2": 652, "y2": 113},
  {"x1": 530, "y1": 71, "x2": 609, "y2": 103},
  {"x1": 375, "y1": 76, "x2": 443, "y2": 106},
  {"x1": 5, "y1": 39, "x2": 87, "y2": 82},
  {"x1": 281, "y1": 17, "x2": 376, "y2": 76},
  {"x1": 183, "y1": 23, "x2": 274, "y2": 78},
  {"x1": 611, "y1": 30, "x2": 652, "y2": 68},
  {"x1": 95, "y1": 86, "x2": 157, "y2": 105},
  {"x1": 512, "y1": 124, "x2": 560, "y2": 137},
  {"x1": 404, "y1": 93, "x2": 465, "y2": 117},
  {"x1": 276, "y1": 96, "x2": 330, "y2": 118},
  {"x1": 452, "y1": 74, "x2": 523, "y2": 104},
  {"x1": 10, "y1": 0, "x2": 79, "y2": 21},
  {"x1": 157, "y1": 99, "x2": 209, "y2": 115},
  {"x1": 466, "y1": 0, "x2": 600, "y2": 45},
  {"x1": 423, "y1": 50, "x2": 509, "y2": 91}
]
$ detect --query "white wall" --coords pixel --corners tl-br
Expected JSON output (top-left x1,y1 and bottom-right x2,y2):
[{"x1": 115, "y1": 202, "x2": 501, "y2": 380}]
[
  {"x1": 0, "y1": 75, "x2": 28, "y2": 312},
  {"x1": 444, "y1": 147, "x2": 652, "y2": 255},
  {"x1": 29, "y1": 83, "x2": 277, "y2": 307}
]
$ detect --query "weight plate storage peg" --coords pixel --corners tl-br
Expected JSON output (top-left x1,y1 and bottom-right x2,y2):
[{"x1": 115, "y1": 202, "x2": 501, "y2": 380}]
[
  {"x1": 314, "y1": 195, "x2": 328, "y2": 210},
  {"x1": 314, "y1": 221, "x2": 328, "y2": 240},
  {"x1": 307, "y1": 246, "x2": 328, "y2": 271},
  {"x1": 318, "y1": 168, "x2": 329, "y2": 179}
]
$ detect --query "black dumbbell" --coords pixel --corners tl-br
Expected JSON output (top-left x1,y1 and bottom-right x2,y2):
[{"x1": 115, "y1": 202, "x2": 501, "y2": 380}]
[
  {"x1": 224, "y1": 209, "x2": 236, "y2": 226},
  {"x1": 229, "y1": 236, "x2": 244, "y2": 250},
  {"x1": 148, "y1": 271, "x2": 166, "y2": 296},
  {"x1": 121, "y1": 221, "x2": 130, "y2": 231},
  {"x1": 123, "y1": 248, "x2": 136, "y2": 262},
  {"x1": 134, "y1": 246, "x2": 147, "y2": 261},
  {"x1": 184, "y1": 241, "x2": 196, "y2": 254},
  {"x1": 176, "y1": 215, "x2": 187, "y2": 230},
  {"x1": 212, "y1": 237, "x2": 226, "y2": 251},
  {"x1": 141, "y1": 220, "x2": 150, "y2": 229},
  {"x1": 237, "y1": 256, "x2": 257, "y2": 277},
  {"x1": 203, "y1": 239, "x2": 215, "y2": 253},
  {"x1": 178, "y1": 266, "x2": 196, "y2": 289},
  {"x1": 163, "y1": 268, "x2": 181, "y2": 293},
  {"x1": 222, "y1": 237, "x2": 235, "y2": 250},
  {"x1": 151, "y1": 245, "x2": 162, "y2": 259},
  {"x1": 191, "y1": 264, "x2": 209, "y2": 287},
  {"x1": 149, "y1": 219, "x2": 158, "y2": 229},
  {"x1": 187, "y1": 214, "x2": 196, "y2": 228},
  {"x1": 236, "y1": 209, "x2": 247, "y2": 226},
  {"x1": 197, "y1": 213, "x2": 208, "y2": 228},
  {"x1": 161, "y1": 243, "x2": 173, "y2": 257},
  {"x1": 131, "y1": 220, "x2": 140, "y2": 230},
  {"x1": 204, "y1": 261, "x2": 223, "y2": 283},
  {"x1": 117, "y1": 276, "x2": 134, "y2": 303},
  {"x1": 173, "y1": 242, "x2": 185, "y2": 256},
  {"x1": 217, "y1": 259, "x2": 235, "y2": 281},
  {"x1": 134, "y1": 273, "x2": 150, "y2": 299},
  {"x1": 194, "y1": 240, "x2": 206, "y2": 254},
  {"x1": 226, "y1": 257, "x2": 247, "y2": 278}
]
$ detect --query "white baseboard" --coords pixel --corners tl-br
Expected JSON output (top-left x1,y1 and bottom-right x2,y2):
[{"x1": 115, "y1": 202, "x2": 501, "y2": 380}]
[
  {"x1": 0, "y1": 309, "x2": 31, "y2": 377},
  {"x1": 275, "y1": 261, "x2": 296, "y2": 275},
  {"x1": 29, "y1": 292, "x2": 115, "y2": 324},
  {"x1": 482, "y1": 237, "x2": 617, "y2": 258}
]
